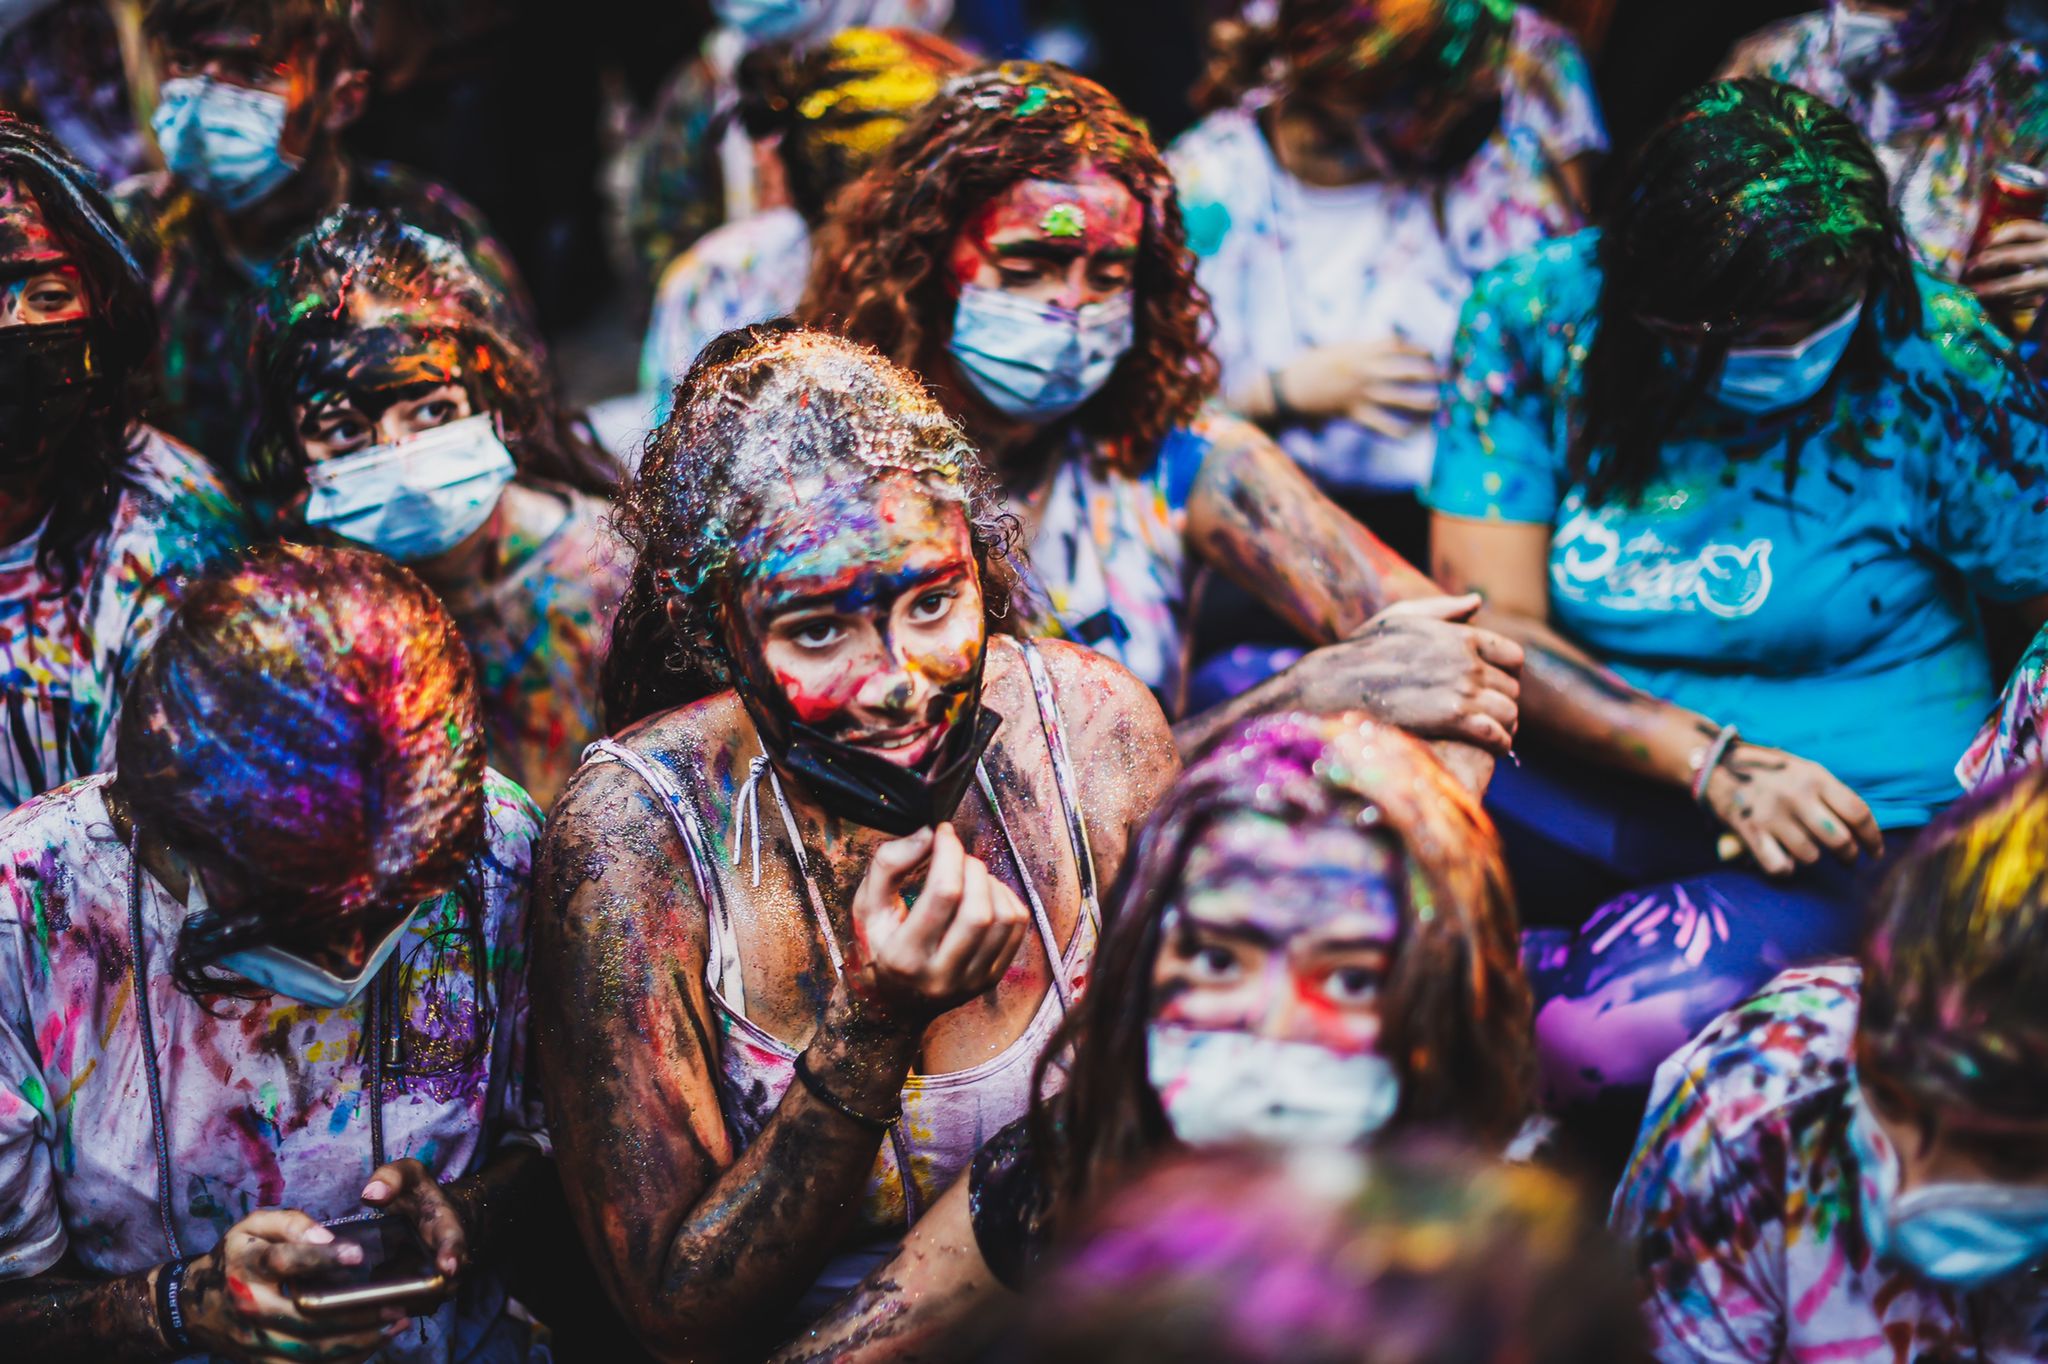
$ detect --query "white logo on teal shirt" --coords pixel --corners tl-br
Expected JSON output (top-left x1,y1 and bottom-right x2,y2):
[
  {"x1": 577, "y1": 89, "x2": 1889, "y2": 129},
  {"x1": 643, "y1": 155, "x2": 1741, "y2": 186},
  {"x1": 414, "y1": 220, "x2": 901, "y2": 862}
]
[{"x1": 1551, "y1": 503, "x2": 1774, "y2": 619}]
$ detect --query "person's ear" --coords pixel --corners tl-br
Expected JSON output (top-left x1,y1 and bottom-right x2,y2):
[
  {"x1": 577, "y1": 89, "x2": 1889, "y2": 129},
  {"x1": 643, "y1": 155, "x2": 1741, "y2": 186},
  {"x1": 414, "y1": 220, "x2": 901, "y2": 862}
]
[{"x1": 322, "y1": 67, "x2": 371, "y2": 133}]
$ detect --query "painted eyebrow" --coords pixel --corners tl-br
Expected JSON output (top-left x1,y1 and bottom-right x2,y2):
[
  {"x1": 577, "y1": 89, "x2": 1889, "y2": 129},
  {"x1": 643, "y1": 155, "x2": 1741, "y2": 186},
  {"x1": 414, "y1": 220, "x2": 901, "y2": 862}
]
[
  {"x1": 990, "y1": 240, "x2": 1140, "y2": 263},
  {"x1": 0, "y1": 257, "x2": 74, "y2": 285},
  {"x1": 763, "y1": 562, "x2": 969, "y2": 616}
]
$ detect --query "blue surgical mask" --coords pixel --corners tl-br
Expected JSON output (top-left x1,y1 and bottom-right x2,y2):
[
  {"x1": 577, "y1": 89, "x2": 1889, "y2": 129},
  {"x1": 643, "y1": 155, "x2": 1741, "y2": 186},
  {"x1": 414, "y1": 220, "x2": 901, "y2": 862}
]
[
  {"x1": 150, "y1": 76, "x2": 300, "y2": 212},
  {"x1": 711, "y1": 0, "x2": 821, "y2": 41},
  {"x1": 1852, "y1": 1086, "x2": 2048, "y2": 1290},
  {"x1": 948, "y1": 284, "x2": 1134, "y2": 423},
  {"x1": 303, "y1": 413, "x2": 516, "y2": 563},
  {"x1": 190, "y1": 868, "x2": 423, "y2": 1009},
  {"x1": 1713, "y1": 298, "x2": 1863, "y2": 415},
  {"x1": 1147, "y1": 1025, "x2": 1401, "y2": 1148}
]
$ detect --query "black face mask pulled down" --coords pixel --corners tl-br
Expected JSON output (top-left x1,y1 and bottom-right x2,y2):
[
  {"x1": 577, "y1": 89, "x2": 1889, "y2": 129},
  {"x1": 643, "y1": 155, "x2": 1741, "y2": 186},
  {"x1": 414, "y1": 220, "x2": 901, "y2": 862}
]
[
  {"x1": 734, "y1": 646, "x2": 1004, "y2": 837},
  {"x1": 0, "y1": 320, "x2": 95, "y2": 477}
]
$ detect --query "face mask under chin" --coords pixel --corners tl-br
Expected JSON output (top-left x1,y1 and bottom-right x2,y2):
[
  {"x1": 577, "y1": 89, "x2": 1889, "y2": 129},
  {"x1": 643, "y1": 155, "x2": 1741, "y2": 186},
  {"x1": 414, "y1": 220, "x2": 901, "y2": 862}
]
[{"x1": 726, "y1": 620, "x2": 1003, "y2": 837}]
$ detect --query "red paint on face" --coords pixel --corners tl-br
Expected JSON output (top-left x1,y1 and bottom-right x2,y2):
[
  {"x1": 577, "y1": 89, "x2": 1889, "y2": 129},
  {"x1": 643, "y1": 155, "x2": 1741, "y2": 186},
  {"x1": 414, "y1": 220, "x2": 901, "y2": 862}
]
[{"x1": 947, "y1": 166, "x2": 1144, "y2": 310}]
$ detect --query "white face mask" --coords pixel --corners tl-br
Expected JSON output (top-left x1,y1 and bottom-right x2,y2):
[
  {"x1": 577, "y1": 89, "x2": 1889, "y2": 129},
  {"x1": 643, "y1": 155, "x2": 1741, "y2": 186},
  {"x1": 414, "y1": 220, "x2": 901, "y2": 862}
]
[
  {"x1": 947, "y1": 284, "x2": 1135, "y2": 422},
  {"x1": 150, "y1": 76, "x2": 301, "y2": 212},
  {"x1": 185, "y1": 867, "x2": 422, "y2": 1009},
  {"x1": 1853, "y1": 1086, "x2": 2048, "y2": 1289},
  {"x1": 1146, "y1": 1025, "x2": 1401, "y2": 1148},
  {"x1": 303, "y1": 413, "x2": 516, "y2": 563}
]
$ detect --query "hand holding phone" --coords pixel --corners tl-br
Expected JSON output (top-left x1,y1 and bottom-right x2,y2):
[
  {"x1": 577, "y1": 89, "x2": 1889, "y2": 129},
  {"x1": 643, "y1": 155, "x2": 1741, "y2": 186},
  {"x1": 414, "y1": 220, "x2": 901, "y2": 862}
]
[
  {"x1": 288, "y1": 1211, "x2": 452, "y2": 1315},
  {"x1": 181, "y1": 1208, "x2": 415, "y2": 1364}
]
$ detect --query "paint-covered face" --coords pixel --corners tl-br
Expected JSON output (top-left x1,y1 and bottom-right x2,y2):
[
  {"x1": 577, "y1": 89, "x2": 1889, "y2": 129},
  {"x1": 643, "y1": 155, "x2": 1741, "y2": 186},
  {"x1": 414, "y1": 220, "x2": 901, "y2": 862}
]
[
  {"x1": 292, "y1": 329, "x2": 476, "y2": 462},
  {"x1": 0, "y1": 178, "x2": 88, "y2": 329},
  {"x1": 155, "y1": 26, "x2": 331, "y2": 160},
  {"x1": 1151, "y1": 811, "x2": 1404, "y2": 1055},
  {"x1": 733, "y1": 474, "x2": 985, "y2": 768},
  {"x1": 947, "y1": 169, "x2": 1143, "y2": 310}
]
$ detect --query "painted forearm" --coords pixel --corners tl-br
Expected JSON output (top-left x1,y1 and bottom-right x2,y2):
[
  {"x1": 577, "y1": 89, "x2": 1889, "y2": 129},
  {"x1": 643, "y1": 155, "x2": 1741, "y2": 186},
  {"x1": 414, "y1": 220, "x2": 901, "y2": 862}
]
[
  {"x1": 443, "y1": 1143, "x2": 549, "y2": 1269},
  {"x1": 0, "y1": 1264, "x2": 169, "y2": 1361},
  {"x1": 1483, "y1": 609, "x2": 1716, "y2": 786}
]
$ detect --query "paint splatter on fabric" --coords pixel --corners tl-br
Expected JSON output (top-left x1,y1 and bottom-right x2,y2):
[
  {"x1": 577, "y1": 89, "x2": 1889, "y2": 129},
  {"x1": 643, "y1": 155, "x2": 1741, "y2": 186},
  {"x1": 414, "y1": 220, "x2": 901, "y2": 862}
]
[
  {"x1": 1612, "y1": 962, "x2": 2048, "y2": 1362},
  {"x1": 1959, "y1": 622, "x2": 2048, "y2": 790},
  {"x1": 640, "y1": 206, "x2": 812, "y2": 413},
  {"x1": 440, "y1": 485, "x2": 630, "y2": 810},
  {"x1": 1429, "y1": 229, "x2": 2048, "y2": 828},
  {"x1": 1725, "y1": 15, "x2": 2048, "y2": 280},
  {"x1": 1170, "y1": 5, "x2": 1604, "y2": 491},
  {"x1": 111, "y1": 162, "x2": 522, "y2": 466},
  {"x1": 1013, "y1": 419, "x2": 1217, "y2": 704},
  {"x1": 0, "y1": 428, "x2": 245, "y2": 811},
  {"x1": 0, "y1": 770, "x2": 545, "y2": 1362}
]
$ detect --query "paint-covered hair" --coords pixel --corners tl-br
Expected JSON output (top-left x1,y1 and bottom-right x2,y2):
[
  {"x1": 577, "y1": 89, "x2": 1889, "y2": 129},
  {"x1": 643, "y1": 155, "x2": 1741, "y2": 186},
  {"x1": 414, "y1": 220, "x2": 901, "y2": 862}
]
[
  {"x1": 1032, "y1": 711, "x2": 1532, "y2": 1225},
  {"x1": 143, "y1": 0, "x2": 363, "y2": 68},
  {"x1": 1574, "y1": 79, "x2": 1922, "y2": 505},
  {"x1": 602, "y1": 320, "x2": 1025, "y2": 731},
  {"x1": 245, "y1": 207, "x2": 615, "y2": 511},
  {"x1": 111, "y1": 542, "x2": 486, "y2": 997},
  {"x1": 738, "y1": 26, "x2": 973, "y2": 226},
  {"x1": 802, "y1": 62, "x2": 1217, "y2": 474},
  {"x1": 1027, "y1": 1141, "x2": 1646, "y2": 1364},
  {"x1": 0, "y1": 115, "x2": 155, "y2": 589},
  {"x1": 1858, "y1": 762, "x2": 2048, "y2": 1122},
  {"x1": 1195, "y1": 0, "x2": 1514, "y2": 112}
]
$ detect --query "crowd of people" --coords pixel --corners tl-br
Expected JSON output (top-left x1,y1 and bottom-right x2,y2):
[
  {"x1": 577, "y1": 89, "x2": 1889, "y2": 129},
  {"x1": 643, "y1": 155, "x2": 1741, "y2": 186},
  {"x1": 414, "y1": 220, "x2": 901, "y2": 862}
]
[{"x1": 3, "y1": 1, "x2": 2048, "y2": 1361}]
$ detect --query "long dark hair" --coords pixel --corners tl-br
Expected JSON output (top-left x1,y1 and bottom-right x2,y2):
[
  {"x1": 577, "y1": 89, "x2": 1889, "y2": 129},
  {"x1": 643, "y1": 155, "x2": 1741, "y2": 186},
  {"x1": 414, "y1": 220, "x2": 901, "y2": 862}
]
[
  {"x1": 1030, "y1": 712, "x2": 1532, "y2": 1229},
  {"x1": 601, "y1": 320, "x2": 1026, "y2": 732},
  {"x1": 244, "y1": 208, "x2": 615, "y2": 512},
  {"x1": 0, "y1": 116, "x2": 155, "y2": 589},
  {"x1": 110, "y1": 543, "x2": 489, "y2": 999},
  {"x1": 1573, "y1": 79, "x2": 1923, "y2": 505},
  {"x1": 802, "y1": 63, "x2": 1217, "y2": 474}
]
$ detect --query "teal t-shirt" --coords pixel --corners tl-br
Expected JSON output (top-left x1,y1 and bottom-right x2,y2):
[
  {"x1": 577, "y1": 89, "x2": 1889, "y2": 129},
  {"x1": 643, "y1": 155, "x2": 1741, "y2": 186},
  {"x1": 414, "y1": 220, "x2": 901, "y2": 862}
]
[{"x1": 1427, "y1": 230, "x2": 2048, "y2": 828}]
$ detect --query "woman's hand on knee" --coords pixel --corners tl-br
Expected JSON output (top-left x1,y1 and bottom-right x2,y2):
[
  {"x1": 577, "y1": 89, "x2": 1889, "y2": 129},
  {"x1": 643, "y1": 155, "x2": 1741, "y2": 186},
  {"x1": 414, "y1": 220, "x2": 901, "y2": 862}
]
[
  {"x1": 184, "y1": 1209, "x2": 409, "y2": 1364},
  {"x1": 1702, "y1": 743, "x2": 1883, "y2": 876},
  {"x1": 849, "y1": 822, "x2": 1031, "y2": 1021}
]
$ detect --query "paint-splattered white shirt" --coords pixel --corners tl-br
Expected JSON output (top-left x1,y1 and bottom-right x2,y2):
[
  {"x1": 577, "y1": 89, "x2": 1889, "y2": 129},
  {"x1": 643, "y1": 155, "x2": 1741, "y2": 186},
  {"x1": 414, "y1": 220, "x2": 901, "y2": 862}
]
[
  {"x1": 0, "y1": 770, "x2": 546, "y2": 1363},
  {"x1": 639, "y1": 206, "x2": 811, "y2": 419},
  {"x1": 1169, "y1": 5, "x2": 1605, "y2": 492}
]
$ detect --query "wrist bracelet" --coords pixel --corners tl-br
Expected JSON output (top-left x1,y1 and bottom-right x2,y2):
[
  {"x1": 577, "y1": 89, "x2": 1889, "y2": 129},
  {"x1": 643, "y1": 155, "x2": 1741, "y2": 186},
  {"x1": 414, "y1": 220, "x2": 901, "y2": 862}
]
[
  {"x1": 792, "y1": 1050, "x2": 899, "y2": 1131},
  {"x1": 154, "y1": 1256, "x2": 194, "y2": 1354},
  {"x1": 1690, "y1": 723, "x2": 1741, "y2": 806}
]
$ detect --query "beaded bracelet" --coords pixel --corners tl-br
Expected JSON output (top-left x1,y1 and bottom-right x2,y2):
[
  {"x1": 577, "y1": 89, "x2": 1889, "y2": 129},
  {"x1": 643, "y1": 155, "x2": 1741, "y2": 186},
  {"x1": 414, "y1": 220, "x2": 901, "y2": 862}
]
[{"x1": 793, "y1": 1050, "x2": 899, "y2": 1132}]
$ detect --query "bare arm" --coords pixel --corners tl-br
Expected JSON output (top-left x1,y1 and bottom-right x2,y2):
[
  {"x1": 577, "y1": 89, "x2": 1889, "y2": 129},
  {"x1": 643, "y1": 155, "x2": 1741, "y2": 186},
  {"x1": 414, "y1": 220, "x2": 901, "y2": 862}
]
[
  {"x1": 1185, "y1": 415, "x2": 1440, "y2": 642},
  {"x1": 1433, "y1": 512, "x2": 1882, "y2": 871},
  {"x1": 769, "y1": 1175, "x2": 1001, "y2": 1364},
  {"x1": 0, "y1": 1262, "x2": 169, "y2": 1361}
]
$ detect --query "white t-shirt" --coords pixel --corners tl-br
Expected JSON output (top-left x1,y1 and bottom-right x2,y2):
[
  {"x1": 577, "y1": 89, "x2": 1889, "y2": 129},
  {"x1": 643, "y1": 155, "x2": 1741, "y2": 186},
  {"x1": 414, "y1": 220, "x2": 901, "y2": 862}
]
[{"x1": 1168, "y1": 5, "x2": 1606, "y2": 492}]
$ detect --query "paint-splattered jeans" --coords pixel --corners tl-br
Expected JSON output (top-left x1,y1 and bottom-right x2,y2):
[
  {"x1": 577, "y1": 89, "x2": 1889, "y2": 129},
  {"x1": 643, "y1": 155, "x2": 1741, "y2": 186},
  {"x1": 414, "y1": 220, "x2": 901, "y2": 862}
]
[{"x1": 1488, "y1": 751, "x2": 1903, "y2": 1107}]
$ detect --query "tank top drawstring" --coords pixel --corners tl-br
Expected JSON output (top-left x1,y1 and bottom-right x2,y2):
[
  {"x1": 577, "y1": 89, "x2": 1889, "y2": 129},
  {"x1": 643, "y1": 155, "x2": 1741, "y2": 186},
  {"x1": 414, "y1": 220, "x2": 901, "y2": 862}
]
[{"x1": 730, "y1": 753, "x2": 772, "y2": 888}]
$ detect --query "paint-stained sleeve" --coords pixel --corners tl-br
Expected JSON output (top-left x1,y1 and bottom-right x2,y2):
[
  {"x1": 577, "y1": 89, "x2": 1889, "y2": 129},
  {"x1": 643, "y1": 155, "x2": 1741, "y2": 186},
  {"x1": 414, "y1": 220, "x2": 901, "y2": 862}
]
[
  {"x1": 1425, "y1": 261, "x2": 1566, "y2": 524},
  {"x1": 0, "y1": 887, "x2": 65, "y2": 1280},
  {"x1": 482, "y1": 773, "x2": 551, "y2": 1156},
  {"x1": 1919, "y1": 357, "x2": 2048, "y2": 603},
  {"x1": 1611, "y1": 1054, "x2": 1788, "y2": 1364},
  {"x1": 1515, "y1": 10, "x2": 1609, "y2": 164}
]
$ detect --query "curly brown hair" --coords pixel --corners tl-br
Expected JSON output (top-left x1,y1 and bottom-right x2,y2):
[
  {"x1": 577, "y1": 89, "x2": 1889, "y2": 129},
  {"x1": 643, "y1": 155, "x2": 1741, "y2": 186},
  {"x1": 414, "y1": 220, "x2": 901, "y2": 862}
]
[{"x1": 801, "y1": 61, "x2": 1218, "y2": 475}]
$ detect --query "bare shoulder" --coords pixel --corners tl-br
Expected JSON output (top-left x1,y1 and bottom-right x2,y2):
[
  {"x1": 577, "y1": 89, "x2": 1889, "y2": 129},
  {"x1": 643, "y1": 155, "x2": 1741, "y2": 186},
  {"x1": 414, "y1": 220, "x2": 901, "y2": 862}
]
[{"x1": 1007, "y1": 637, "x2": 1178, "y2": 842}]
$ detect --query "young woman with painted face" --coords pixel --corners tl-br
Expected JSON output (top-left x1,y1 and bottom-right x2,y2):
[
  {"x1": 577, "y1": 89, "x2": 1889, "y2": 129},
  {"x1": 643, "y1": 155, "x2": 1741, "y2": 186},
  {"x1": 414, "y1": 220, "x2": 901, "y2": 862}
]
[
  {"x1": 773, "y1": 710, "x2": 1533, "y2": 1364},
  {"x1": 1425, "y1": 79, "x2": 2048, "y2": 1105},
  {"x1": 806, "y1": 62, "x2": 1524, "y2": 778},
  {"x1": 534, "y1": 322, "x2": 1179, "y2": 1357},
  {"x1": 639, "y1": 26, "x2": 972, "y2": 420},
  {"x1": 1021, "y1": 1143, "x2": 1647, "y2": 1364},
  {"x1": 247, "y1": 208, "x2": 623, "y2": 809},
  {"x1": 115, "y1": 0, "x2": 526, "y2": 465},
  {"x1": 1171, "y1": 0, "x2": 1605, "y2": 561},
  {"x1": 0, "y1": 544, "x2": 550, "y2": 1364},
  {"x1": 1722, "y1": 1, "x2": 2048, "y2": 333},
  {"x1": 0, "y1": 115, "x2": 245, "y2": 814},
  {"x1": 1615, "y1": 762, "x2": 2048, "y2": 1361}
]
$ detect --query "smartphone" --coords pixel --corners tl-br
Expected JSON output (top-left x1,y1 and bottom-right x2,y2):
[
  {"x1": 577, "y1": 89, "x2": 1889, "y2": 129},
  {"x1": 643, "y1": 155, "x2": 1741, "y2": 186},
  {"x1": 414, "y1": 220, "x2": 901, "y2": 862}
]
[{"x1": 288, "y1": 1211, "x2": 451, "y2": 1315}]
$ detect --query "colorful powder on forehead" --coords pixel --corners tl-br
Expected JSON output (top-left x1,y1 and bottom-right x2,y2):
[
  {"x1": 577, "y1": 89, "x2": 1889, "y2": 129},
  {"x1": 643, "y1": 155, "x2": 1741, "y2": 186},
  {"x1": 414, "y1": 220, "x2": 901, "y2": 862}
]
[
  {"x1": 1040, "y1": 202, "x2": 1086, "y2": 238},
  {"x1": 115, "y1": 543, "x2": 484, "y2": 914}
]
